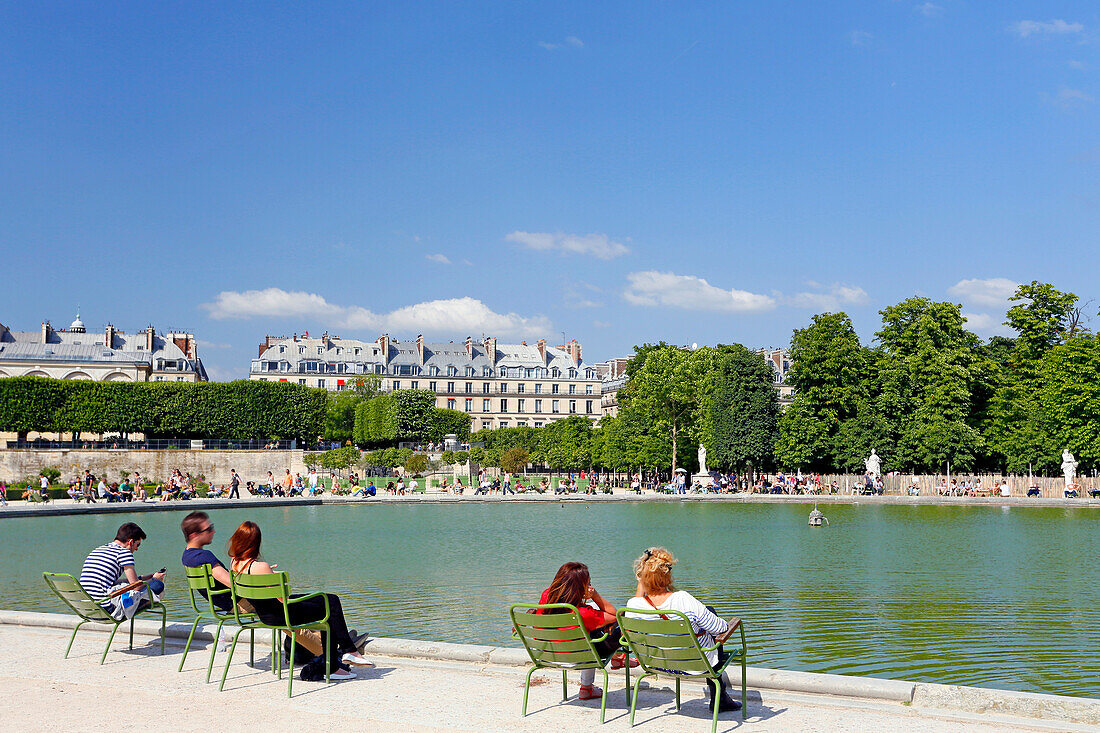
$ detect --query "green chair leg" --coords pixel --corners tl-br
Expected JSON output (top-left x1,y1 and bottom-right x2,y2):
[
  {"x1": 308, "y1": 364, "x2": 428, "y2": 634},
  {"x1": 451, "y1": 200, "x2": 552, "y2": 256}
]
[
  {"x1": 324, "y1": 623, "x2": 331, "y2": 685},
  {"x1": 287, "y1": 632, "x2": 296, "y2": 698},
  {"x1": 629, "y1": 673, "x2": 651, "y2": 726},
  {"x1": 219, "y1": 628, "x2": 246, "y2": 691},
  {"x1": 249, "y1": 628, "x2": 255, "y2": 666},
  {"x1": 741, "y1": 661, "x2": 748, "y2": 720},
  {"x1": 711, "y1": 677, "x2": 720, "y2": 733},
  {"x1": 562, "y1": 670, "x2": 568, "y2": 700},
  {"x1": 158, "y1": 607, "x2": 166, "y2": 655},
  {"x1": 65, "y1": 621, "x2": 87, "y2": 658},
  {"x1": 128, "y1": 616, "x2": 135, "y2": 649},
  {"x1": 675, "y1": 677, "x2": 681, "y2": 709},
  {"x1": 522, "y1": 666, "x2": 537, "y2": 716},
  {"x1": 101, "y1": 623, "x2": 122, "y2": 665},
  {"x1": 206, "y1": 619, "x2": 226, "y2": 683},
  {"x1": 599, "y1": 667, "x2": 609, "y2": 724},
  {"x1": 179, "y1": 617, "x2": 201, "y2": 672}
]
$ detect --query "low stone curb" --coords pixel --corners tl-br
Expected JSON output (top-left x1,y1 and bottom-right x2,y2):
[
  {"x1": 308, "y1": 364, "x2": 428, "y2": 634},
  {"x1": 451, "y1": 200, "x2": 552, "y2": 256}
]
[{"x1": 4, "y1": 610, "x2": 1097, "y2": 725}]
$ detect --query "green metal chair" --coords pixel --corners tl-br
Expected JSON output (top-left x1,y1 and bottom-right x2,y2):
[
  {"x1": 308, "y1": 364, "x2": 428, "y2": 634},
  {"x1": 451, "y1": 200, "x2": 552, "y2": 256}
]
[
  {"x1": 219, "y1": 570, "x2": 332, "y2": 698},
  {"x1": 617, "y1": 608, "x2": 748, "y2": 732},
  {"x1": 43, "y1": 572, "x2": 166, "y2": 664},
  {"x1": 509, "y1": 602, "x2": 623, "y2": 724},
  {"x1": 178, "y1": 564, "x2": 261, "y2": 682}
]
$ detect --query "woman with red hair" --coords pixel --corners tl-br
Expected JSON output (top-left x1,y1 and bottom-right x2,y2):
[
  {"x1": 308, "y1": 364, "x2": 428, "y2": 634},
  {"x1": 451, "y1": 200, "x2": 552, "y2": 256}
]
[{"x1": 228, "y1": 521, "x2": 370, "y2": 679}]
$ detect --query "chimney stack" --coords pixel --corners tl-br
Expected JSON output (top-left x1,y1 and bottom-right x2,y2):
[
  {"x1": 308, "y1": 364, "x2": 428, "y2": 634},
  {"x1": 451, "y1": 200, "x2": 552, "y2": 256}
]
[
  {"x1": 105, "y1": 323, "x2": 116, "y2": 349},
  {"x1": 484, "y1": 336, "x2": 497, "y2": 364},
  {"x1": 464, "y1": 336, "x2": 474, "y2": 359},
  {"x1": 416, "y1": 334, "x2": 424, "y2": 364},
  {"x1": 146, "y1": 326, "x2": 156, "y2": 352},
  {"x1": 41, "y1": 321, "x2": 51, "y2": 344},
  {"x1": 377, "y1": 334, "x2": 390, "y2": 362},
  {"x1": 566, "y1": 339, "x2": 582, "y2": 365},
  {"x1": 536, "y1": 338, "x2": 547, "y2": 365}
]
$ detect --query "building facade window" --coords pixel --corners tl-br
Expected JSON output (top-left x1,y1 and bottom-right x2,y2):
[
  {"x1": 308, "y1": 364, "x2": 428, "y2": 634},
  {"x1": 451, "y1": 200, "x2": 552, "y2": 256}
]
[
  {"x1": 447, "y1": 381, "x2": 455, "y2": 393},
  {"x1": 568, "y1": 399, "x2": 576, "y2": 414},
  {"x1": 552, "y1": 383, "x2": 560, "y2": 394},
  {"x1": 430, "y1": 381, "x2": 437, "y2": 391},
  {"x1": 569, "y1": 384, "x2": 576, "y2": 394},
  {"x1": 535, "y1": 384, "x2": 543, "y2": 394},
  {"x1": 483, "y1": 382, "x2": 490, "y2": 393},
  {"x1": 535, "y1": 399, "x2": 543, "y2": 413},
  {"x1": 465, "y1": 382, "x2": 472, "y2": 393},
  {"x1": 586, "y1": 384, "x2": 593, "y2": 394},
  {"x1": 586, "y1": 400, "x2": 594, "y2": 414},
  {"x1": 447, "y1": 398, "x2": 456, "y2": 410},
  {"x1": 517, "y1": 398, "x2": 525, "y2": 413},
  {"x1": 517, "y1": 383, "x2": 525, "y2": 393},
  {"x1": 410, "y1": 381, "x2": 418, "y2": 389},
  {"x1": 465, "y1": 398, "x2": 473, "y2": 412},
  {"x1": 482, "y1": 399, "x2": 490, "y2": 412},
  {"x1": 500, "y1": 399, "x2": 508, "y2": 412},
  {"x1": 552, "y1": 400, "x2": 560, "y2": 413},
  {"x1": 392, "y1": 380, "x2": 400, "y2": 391}
]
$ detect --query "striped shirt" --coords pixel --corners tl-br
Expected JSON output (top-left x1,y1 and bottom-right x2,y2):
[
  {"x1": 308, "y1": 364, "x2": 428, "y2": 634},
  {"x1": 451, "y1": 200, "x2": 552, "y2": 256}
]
[{"x1": 80, "y1": 542, "x2": 134, "y2": 606}]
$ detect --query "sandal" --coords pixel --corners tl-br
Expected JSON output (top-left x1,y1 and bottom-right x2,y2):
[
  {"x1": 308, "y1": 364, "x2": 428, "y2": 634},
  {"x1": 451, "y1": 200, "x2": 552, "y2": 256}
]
[
  {"x1": 610, "y1": 652, "x2": 639, "y2": 669},
  {"x1": 578, "y1": 684, "x2": 602, "y2": 700}
]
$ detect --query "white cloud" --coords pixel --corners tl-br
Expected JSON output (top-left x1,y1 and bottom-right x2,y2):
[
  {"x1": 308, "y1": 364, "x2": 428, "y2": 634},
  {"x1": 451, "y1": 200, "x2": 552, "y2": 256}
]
[
  {"x1": 962, "y1": 312, "x2": 1015, "y2": 337},
  {"x1": 203, "y1": 289, "x2": 551, "y2": 338},
  {"x1": 916, "y1": 3, "x2": 942, "y2": 17},
  {"x1": 1012, "y1": 19, "x2": 1084, "y2": 38},
  {"x1": 849, "y1": 30, "x2": 873, "y2": 46},
  {"x1": 1051, "y1": 86, "x2": 1094, "y2": 110},
  {"x1": 196, "y1": 340, "x2": 232, "y2": 349},
  {"x1": 592, "y1": 320, "x2": 612, "y2": 328},
  {"x1": 786, "y1": 283, "x2": 870, "y2": 310},
  {"x1": 947, "y1": 278, "x2": 1020, "y2": 308},
  {"x1": 425, "y1": 253, "x2": 451, "y2": 264},
  {"x1": 540, "y1": 36, "x2": 584, "y2": 51},
  {"x1": 506, "y1": 231, "x2": 630, "y2": 259},
  {"x1": 623, "y1": 271, "x2": 776, "y2": 312}
]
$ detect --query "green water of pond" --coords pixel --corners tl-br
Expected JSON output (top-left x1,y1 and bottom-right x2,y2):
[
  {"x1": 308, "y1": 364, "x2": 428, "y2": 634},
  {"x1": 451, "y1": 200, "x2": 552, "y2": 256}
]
[{"x1": 3, "y1": 502, "x2": 1097, "y2": 698}]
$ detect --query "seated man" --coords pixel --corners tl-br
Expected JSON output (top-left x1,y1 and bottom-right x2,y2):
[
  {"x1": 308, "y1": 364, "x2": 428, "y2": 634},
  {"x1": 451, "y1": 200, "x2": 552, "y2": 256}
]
[
  {"x1": 67, "y1": 483, "x2": 84, "y2": 502},
  {"x1": 80, "y1": 522, "x2": 166, "y2": 619},
  {"x1": 1027, "y1": 485, "x2": 1042, "y2": 497},
  {"x1": 180, "y1": 511, "x2": 237, "y2": 614},
  {"x1": 118, "y1": 479, "x2": 134, "y2": 502}
]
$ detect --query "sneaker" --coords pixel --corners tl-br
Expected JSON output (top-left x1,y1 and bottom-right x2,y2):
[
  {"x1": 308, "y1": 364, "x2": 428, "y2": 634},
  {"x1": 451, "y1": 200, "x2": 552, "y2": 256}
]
[
  {"x1": 329, "y1": 668, "x2": 357, "y2": 681},
  {"x1": 341, "y1": 651, "x2": 374, "y2": 667}
]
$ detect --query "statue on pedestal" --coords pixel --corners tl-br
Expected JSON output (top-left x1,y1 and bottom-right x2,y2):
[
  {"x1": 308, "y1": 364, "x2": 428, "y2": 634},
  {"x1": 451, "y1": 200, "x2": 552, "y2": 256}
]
[
  {"x1": 1061, "y1": 449, "x2": 1078, "y2": 486},
  {"x1": 697, "y1": 444, "x2": 708, "y2": 475},
  {"x1": 865, "y1": 449, "x2": 882, "y2": 477}
]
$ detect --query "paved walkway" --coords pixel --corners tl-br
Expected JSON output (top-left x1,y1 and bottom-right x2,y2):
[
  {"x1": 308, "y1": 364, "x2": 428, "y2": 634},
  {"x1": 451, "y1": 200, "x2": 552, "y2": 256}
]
[{"x1": 1, "y1": 624, "x2": 1088, "y2": 732}]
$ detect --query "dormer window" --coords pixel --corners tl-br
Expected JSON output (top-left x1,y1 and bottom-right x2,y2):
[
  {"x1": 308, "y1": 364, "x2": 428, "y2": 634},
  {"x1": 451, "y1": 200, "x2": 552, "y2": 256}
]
[{"x1": 317, "y1": 346, "x2": 323, "y2": 355}]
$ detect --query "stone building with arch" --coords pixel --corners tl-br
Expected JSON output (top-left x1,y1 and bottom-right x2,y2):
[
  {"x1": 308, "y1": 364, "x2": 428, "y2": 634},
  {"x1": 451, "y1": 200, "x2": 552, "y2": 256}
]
[{"x1": 0, "y1": 315, "x2": 208, "y2": 383}]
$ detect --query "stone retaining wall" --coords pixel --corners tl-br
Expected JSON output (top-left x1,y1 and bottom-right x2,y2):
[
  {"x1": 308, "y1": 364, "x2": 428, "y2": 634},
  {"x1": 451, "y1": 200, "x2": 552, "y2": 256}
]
[{"x1": 0, "y1": 448, "x2": 305, "y2": 485}]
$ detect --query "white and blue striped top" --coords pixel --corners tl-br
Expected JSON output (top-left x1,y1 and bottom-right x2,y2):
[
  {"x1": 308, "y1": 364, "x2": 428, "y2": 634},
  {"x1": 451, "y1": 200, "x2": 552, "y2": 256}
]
[{"x1": 79, "y1": 542, "x2": 134, "y2": 606}]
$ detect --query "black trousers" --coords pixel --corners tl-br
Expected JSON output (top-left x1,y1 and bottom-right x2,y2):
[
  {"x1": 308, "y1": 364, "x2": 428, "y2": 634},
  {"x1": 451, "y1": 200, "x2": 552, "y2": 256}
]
[
  {"x1": 259, "y1": 592, "x2": 356, "y2": 654},
  {"x1": 229, "y1": 484, "x2": 240, "y2": 498}
]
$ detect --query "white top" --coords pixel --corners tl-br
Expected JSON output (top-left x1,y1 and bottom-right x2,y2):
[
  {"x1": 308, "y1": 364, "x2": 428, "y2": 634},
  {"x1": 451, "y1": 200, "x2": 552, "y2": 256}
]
[{"x1": 625, "y1": 590, "x2": 728, "y2": 665}]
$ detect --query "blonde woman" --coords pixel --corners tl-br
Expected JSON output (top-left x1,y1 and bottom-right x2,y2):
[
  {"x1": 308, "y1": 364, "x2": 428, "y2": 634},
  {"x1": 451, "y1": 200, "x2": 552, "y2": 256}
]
[{"x1": 625, "y1": 547, "x2": 741, "y2": 712}]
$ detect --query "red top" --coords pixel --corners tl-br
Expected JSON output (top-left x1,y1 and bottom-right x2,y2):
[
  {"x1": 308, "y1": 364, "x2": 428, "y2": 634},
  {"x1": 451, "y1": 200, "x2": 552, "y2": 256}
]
[{"x1": 539, "y1": 588, "x2": 604, "y2": 631}]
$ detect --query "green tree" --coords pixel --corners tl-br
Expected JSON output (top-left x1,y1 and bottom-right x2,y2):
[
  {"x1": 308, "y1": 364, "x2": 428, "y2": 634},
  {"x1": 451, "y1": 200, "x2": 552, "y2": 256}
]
[
  {"x1": 500, "y1": 447, "x2": 530, "y2": 473},
  {"x1": 619, "y1": 345, "x2": 702, "y2": 474},
  {"x1": 405, "y1": 453, "x2": 429, "y2": 475},
  {"x1": 1005, "y1": 281, "x2": 1078, "y2": 362}
]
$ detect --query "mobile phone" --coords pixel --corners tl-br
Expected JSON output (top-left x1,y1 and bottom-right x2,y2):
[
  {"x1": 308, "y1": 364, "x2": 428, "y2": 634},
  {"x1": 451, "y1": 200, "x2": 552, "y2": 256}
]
[{"x1": 158, "y1": 567, "x2": 167, "y2": 573}]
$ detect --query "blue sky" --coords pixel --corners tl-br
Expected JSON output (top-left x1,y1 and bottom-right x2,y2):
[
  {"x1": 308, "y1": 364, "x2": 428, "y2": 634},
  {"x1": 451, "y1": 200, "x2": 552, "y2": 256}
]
[{"x1": 2, "y1": 2, "x2": 1098, "y2": 380}]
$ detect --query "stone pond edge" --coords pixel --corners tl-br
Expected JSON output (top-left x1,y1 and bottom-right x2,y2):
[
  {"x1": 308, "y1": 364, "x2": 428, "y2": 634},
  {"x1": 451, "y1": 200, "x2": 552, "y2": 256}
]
[{"x1": 2, "y1": 610, "x2": 1095, "y2": 726}]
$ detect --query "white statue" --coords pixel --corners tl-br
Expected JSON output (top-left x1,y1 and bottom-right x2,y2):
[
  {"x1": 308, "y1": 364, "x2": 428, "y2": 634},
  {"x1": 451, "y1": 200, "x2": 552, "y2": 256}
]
[
  {"x1": 697, "y1": 444, "x2": 707, "y2": 475},
  {"x1": 865, "y1": 449, "x2": 882, "y2": 477},
  {"x1": 1061, "y1": 449, "x2": 1078, "y2": 486}
]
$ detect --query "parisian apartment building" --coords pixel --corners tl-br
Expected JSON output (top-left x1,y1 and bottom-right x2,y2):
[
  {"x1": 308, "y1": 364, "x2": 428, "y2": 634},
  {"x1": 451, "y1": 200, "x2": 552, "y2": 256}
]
[
  {"x1": 251, "y1": 333, "x2": 602, "y2": 431},
  {"x1": 0, "y1": 314, "x2": 207, "y2": 382}
]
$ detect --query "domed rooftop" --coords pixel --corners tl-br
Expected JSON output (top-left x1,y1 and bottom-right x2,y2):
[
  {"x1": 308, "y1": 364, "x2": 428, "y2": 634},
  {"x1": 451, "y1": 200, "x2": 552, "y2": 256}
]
[{"x1": 69, "y1": 313, "x2": 85, "y2": 333}]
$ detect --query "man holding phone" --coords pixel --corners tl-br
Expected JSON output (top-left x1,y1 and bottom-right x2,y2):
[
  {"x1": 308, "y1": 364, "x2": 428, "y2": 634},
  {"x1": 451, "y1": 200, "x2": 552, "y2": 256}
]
[{"x1": 80, "y1": 522, "x2": 166, "y2": 619}]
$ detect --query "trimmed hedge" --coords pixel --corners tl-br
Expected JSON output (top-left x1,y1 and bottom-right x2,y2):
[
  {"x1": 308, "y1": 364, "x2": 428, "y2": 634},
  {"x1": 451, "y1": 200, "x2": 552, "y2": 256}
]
[
  {"x1": 0, "y1": 376, "x2": 326, "y2": 441},
  {"x1": 354, "y1": 390, "x2": 470, "y2": 445}
]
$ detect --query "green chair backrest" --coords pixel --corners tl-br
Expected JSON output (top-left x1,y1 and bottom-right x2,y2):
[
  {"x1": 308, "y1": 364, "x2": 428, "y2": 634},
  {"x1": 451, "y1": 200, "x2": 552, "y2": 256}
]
[
  {"x1": 230, "y1": 570, "x2": 292, "y2": 626},
  {"x1": 510, "y1": 602, "x2": 604, "y2": 670},
  {"x1": 617, "y1": 607, "x2": 714, "y2": 676},
  {"x1": 184, "y1": 564, "x2": 231, "y2": 615},
  {"x1": 43, "y1": 572, "x2": 115, "y2": 624}
]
